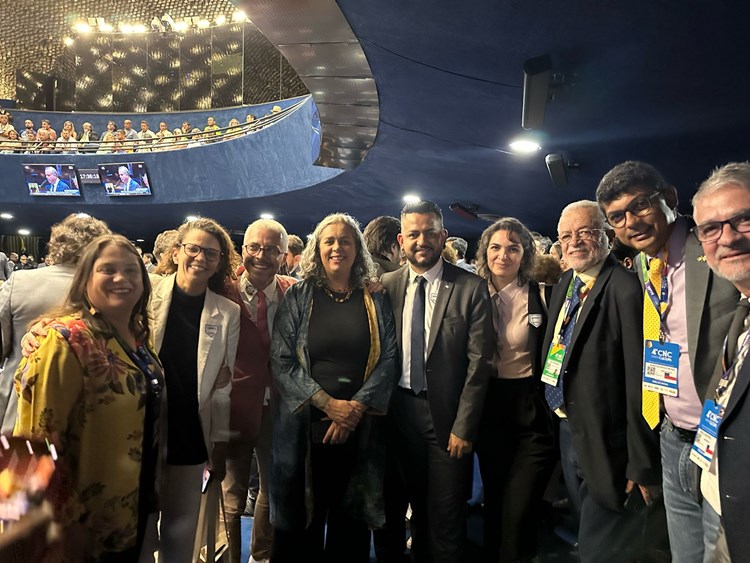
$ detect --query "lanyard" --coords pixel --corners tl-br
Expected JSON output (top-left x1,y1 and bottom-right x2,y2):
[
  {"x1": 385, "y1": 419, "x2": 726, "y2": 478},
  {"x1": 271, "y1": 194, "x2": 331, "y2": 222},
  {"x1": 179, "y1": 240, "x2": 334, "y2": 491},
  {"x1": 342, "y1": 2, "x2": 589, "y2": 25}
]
[
  {"x1": 640, "y1": 253, "x2": 669, "y2": 324},
  {"x1": 717, "y1": 330, "x2": 750, "y2": 401},
  {"x1": 113, "y1": 332, "x2": 164, "y2": 400},
  {"x1": 557, "y1": 276, "x2": 586, "y2": 342}
]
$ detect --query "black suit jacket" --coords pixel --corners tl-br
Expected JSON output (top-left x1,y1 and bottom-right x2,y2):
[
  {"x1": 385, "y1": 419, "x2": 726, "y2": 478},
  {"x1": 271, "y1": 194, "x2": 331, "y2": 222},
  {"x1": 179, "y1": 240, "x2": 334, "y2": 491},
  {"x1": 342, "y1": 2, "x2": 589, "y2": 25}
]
[
  {"x1": 713, "y1": 341, "x2": 750, "y2": 560},
  {"x1": 527, "y1": 280, "x2": 551, "y2": 380},
  {"x1": 382, "y1": 261, "x2": 496, "y2": 448},
  {"x1": 542, "y1": 255, "x2": 661, "y2": 510},
  {"x1": 634, "y1": 217, "x2": 738, "y2": 401}
]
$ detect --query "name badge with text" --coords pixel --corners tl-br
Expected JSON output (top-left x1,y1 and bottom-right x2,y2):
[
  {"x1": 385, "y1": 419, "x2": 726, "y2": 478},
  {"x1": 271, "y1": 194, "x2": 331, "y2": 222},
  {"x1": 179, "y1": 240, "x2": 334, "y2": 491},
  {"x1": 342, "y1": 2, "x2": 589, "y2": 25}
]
[
  {"x1": 690, "y1": 399, "x2": 722, "y2": 471},
  {"x1": 542, "y1": 343, "x2": 566, "y2": 386},
  {"x1": 643, "y1": 340, "x2": 679, "y2": 397}
]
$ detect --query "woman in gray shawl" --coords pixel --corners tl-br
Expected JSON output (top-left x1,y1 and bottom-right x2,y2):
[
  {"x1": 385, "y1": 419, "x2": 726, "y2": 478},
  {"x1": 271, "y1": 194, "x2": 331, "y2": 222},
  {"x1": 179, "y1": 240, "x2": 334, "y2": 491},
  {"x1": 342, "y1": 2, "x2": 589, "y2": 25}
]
[{"x1": 269, "y1": 213, "x2": 398, "y2": 562}]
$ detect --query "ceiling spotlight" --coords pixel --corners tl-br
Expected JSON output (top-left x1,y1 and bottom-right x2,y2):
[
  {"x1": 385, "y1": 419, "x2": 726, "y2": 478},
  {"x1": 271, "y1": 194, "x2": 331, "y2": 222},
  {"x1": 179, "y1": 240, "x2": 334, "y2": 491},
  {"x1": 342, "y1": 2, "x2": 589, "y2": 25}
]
[
  {"x1": 521, "y1": 54, "x2": 552, "y2": 130},
  {"x1": 18, "y1": 229, "x2": 30, "y2": 236},
  {"x1": 215, "y1": 15, "x2": 226, "y2": 25},
  {"x1": 260, "y1": 213, "x2": 274, "y2": 220},
  {"x1": 403, "y1": 194, "x2": 421, "y2": 204},
  {"x1": 120, "y1": 23, "x2": 134, "y2": 33},
  {"x1": 232, "y1": 10, "x2": 247, "y2": 22},
  {"x1": 173, "y1": 21, "x2": 189, "y2": 32},
  {"x1": 0, "y1": 213, "x2": 13, "y2": 219},
  {"x1": 185, "y1": 215, "x2": 199, "y2": 222},
  {"x1": 100, "y1": 23, "x2": 113, "y2": 32},
  {"x1": 136, "y1": 238, "x2": 145, "y2": 242},
  {"x1": 74, "y1": 21, "x2": 92, "y2": 34},
  {"x1": 133, "y1": 24, "x2": 147, "y2": 33},
  {"x1": 509, "y1": 139, "x2": 542, "y2": 154},
  {"x1": 196, "y1": 19, "x2": 210, "y2": 29},
  {"x1": 63, "y1": 37, "x2": 74, "y2": 47}
]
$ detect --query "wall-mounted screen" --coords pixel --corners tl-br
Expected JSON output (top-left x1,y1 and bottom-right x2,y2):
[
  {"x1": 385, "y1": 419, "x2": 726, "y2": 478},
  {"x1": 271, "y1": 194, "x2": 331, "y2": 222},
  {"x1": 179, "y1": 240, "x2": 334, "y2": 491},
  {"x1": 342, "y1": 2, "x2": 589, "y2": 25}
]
[
  {"x1": 98, "y1": 162, "x2": 152, "y2": 196},
  {"x1": 22, "y1": 164, "x2": 81, "y2": 196}
]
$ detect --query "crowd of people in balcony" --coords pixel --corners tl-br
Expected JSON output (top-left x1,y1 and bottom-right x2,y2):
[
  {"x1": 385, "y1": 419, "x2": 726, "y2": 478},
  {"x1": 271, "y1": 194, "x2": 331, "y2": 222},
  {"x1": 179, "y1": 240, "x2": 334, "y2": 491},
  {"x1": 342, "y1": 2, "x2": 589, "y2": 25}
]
[{"x1": 0, "y1": 105, "x2": 284, "y2": 154}]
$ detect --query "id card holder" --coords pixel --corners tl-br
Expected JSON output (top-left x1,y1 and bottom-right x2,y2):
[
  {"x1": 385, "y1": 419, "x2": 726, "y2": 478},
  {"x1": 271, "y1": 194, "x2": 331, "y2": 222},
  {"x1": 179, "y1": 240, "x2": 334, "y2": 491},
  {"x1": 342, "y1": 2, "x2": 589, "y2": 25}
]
[
  {"x1": 643, "y1": 340, "x2": 680, "y2": 397},
  {"x1": 541, "y1": 343, "x2": 566, "y2": 386},
  {"x1": 689, "y1": 399, "x2": 723, "y2": 471}
]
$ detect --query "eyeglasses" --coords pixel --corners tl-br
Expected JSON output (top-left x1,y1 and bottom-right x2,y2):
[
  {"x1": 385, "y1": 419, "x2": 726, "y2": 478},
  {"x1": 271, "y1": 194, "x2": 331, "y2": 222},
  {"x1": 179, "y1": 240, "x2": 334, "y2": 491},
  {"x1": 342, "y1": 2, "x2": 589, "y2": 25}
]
[
  {"x1": 558, "y1": 228, "x2": 605, "y2": 245},
  {"x1": 692, "y1": 211, "x2": 750, "y2": 243},
  {"x1": 605, "y1": 192, "x2": 662, "y2": 228},
  {"x1": 243, "y1": 243, "x2": 282, "y2": 258},
  {"x1": 180, "y1": 243, "x2": 223, "y2": 262}
]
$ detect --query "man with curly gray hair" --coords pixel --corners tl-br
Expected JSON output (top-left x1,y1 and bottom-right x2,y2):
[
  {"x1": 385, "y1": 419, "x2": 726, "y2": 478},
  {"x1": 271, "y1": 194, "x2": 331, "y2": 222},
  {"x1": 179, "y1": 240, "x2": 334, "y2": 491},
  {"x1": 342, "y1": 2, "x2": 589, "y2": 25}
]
[{"x1": 0, "y1": 213, "x2": 111, "y2": 433}]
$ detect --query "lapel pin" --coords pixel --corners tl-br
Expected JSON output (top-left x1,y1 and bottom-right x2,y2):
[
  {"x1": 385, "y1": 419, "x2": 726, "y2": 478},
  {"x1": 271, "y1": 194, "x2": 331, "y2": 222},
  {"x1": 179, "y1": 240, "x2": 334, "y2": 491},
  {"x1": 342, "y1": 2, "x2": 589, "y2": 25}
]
[{"x1": 697, "y1": 255, "x2": 707, "y2": 262}]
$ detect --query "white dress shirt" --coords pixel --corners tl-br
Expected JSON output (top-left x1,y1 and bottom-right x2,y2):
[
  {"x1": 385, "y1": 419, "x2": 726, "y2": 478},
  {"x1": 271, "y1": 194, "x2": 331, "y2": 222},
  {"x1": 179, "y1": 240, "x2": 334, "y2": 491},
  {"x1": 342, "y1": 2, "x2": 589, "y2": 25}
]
[{"x1": 400, "y1": 259, "x2": 444, "y2": 389}]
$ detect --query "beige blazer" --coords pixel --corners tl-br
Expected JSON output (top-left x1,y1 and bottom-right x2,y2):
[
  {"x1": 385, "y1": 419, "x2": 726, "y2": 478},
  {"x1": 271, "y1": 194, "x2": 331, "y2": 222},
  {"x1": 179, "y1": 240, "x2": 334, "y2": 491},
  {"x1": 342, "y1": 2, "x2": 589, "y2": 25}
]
[{"x1": 149, "y1": 273, "x2": 241, "y2": 448}]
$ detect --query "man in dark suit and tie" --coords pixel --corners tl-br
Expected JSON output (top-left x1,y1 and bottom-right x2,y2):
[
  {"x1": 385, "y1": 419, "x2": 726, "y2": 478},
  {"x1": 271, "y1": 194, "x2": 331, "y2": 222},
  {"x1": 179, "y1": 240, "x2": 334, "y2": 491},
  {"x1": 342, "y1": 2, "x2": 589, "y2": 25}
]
[
  {"x1": 542, "y1": 200, "x2": 660, "y2": 562},
  {"x1": 381, "y1": 200, "x2": 495, "y2": 563},
  {"x1": 597, "y1": 161, "x2": 738, "y2": 560},
  {"x1": 38, "y1": 166, "x2": 71, "y2": 193},
  {"x1": 691, "y1": 162, "x2": 750, "y2": 561}
]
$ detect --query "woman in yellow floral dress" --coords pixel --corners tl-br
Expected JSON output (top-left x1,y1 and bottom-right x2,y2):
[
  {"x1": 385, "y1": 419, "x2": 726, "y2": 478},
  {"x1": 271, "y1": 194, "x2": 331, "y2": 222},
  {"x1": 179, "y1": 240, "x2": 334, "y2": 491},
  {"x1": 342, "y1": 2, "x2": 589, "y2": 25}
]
[{"x1": 13, "y1": 234, "x2": 163, "y2": 562}]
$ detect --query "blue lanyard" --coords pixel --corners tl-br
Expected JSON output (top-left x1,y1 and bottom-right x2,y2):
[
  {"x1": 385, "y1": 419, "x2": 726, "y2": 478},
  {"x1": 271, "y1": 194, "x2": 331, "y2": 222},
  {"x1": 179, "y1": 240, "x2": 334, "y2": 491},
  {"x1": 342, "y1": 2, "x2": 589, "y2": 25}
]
[
  {"x1": 558, "y1": 276, "x2": 585, "y2": 341},
  {"x1": 114, "y1": 333, "x2": 164, "y2": 400},
  {"x1": 640, "y1": 254, "x2": 669, "y2": 323}
]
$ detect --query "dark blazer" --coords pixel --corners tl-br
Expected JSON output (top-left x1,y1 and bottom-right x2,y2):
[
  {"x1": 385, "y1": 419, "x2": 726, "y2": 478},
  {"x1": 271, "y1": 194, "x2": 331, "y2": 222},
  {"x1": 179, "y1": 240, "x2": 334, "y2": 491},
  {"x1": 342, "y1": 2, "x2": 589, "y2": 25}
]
[
  {"x1": 713, "y1": 340, "x2": 750, "y2": 560},
  {"x1": 527, "y1": 280, "x2": 550, "y2": 380},
  {"x1": 542, "y1": 255, "x2": 661, "y2": 510},
  {"x1": 381, "y1": 260, "x2": 496, "y2": 448},
  {"x1": 634, "y1": 217, "x2": 738, "y2": 400}
]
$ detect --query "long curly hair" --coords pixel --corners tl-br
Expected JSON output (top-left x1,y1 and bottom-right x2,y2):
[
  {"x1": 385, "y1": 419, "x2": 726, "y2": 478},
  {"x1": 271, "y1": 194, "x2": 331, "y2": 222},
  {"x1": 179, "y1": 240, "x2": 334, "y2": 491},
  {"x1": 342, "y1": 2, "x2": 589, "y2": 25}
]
[
  {"x1": 155, "y1": 217, "x2": 240, "y2": 293},
  {"x1": 298, "y1": 213, "x2": 376, "y2": 289}
]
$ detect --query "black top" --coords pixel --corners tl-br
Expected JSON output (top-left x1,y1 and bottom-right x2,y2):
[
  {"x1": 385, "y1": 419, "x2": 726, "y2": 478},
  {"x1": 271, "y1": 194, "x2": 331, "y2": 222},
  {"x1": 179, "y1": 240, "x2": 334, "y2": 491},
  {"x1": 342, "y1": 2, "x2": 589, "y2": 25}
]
[
  {"x1": 161, "y1": 282, "x2": 208, "y2": 465},
  {"x1": 308, "y1": 287, "x2": 370, "y2": 418}
]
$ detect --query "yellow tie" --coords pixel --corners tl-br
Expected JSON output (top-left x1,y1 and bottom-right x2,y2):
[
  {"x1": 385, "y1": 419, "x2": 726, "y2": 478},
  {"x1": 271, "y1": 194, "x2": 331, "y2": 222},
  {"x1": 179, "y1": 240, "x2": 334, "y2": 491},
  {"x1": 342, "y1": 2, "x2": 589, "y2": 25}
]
[{"x1": 642, "y1": 256, "x2": 665, "y2": 429}]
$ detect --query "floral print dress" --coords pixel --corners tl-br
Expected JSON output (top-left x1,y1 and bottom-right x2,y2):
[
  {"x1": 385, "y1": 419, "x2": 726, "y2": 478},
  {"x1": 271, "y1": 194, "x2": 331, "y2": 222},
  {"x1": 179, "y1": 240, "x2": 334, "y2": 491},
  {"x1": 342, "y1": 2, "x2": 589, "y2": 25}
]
[{"x1": 13, "y1": 315, "x2": 159, "y2": 558}]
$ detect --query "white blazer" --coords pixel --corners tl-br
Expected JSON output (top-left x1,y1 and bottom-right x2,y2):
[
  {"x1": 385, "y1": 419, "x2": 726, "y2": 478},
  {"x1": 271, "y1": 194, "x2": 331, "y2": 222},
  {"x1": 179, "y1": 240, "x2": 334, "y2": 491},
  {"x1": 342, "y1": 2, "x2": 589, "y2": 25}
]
[{"x1": 149, "y1": 273, "x2": 241, "y2": 448}]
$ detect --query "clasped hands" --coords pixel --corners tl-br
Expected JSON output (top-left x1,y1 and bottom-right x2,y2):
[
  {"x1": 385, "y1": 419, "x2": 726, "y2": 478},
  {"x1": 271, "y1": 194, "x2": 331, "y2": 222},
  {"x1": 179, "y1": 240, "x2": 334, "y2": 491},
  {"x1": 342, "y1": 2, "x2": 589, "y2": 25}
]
[{"x1": 322, "y1": 398, "x2": 366, "y2": 445}]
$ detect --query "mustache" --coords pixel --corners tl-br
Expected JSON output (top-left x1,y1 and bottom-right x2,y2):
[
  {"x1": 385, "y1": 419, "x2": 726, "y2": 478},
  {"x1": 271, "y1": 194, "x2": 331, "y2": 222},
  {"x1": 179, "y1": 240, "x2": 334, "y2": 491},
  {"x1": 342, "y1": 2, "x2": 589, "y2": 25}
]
[{"x1": 715, "y1": 240, "x2": 750, "y2": 258}]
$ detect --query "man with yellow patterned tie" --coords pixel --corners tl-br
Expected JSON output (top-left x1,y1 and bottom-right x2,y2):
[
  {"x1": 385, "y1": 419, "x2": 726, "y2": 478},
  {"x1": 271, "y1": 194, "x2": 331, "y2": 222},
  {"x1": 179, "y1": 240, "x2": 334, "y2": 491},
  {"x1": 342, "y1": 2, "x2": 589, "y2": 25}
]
[{"x1": 598, "y1": 161, "x2": 738, "y2": 562}]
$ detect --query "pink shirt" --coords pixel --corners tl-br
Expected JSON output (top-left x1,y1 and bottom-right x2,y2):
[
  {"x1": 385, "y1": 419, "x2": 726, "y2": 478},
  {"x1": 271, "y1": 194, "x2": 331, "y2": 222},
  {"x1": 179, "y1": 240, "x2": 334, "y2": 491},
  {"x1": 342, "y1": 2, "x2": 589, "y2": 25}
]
[
  {"x1": 489, "y1": 281, "x2": 533, "y2": 379},
  {"x1": 658, "y1": 217, "x2": 702, "y2": 430}
]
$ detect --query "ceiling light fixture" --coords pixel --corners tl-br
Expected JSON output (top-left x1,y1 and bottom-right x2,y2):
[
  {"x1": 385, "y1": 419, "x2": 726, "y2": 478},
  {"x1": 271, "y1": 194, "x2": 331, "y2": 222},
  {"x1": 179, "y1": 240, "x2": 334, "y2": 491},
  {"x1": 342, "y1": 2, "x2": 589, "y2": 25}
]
[
  {"x1": 74, "y1": 21, "x2": 92, "y2": 34},
  {"x1": 185, "y1": 215, "x2": 199, "y2": 222},
  {"x1": 18, "y1": 229, "x2": 30, "y2": 236},
  {"x1": 509, "y1": 139, "x2": 542, "y2": 154},
  {"x1": 403, "y1": 194, "x2": 421, "y2": 204},
  {"x1": 232, "y1": 11, "x2": 247, "y2": 22},
  {"x1": 260, "y1": 213, "x2": 274, "y2": 220},
  {"x1": 0, "y1": 213, "x2": 13, "y2": 219}
]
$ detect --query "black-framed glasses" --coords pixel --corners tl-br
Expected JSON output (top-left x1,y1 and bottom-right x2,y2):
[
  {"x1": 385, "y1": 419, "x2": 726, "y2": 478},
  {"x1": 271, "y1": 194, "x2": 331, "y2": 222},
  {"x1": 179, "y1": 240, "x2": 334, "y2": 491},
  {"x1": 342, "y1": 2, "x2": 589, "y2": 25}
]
[
  {"x1": 692, "y1": 211, "x2": 750, "y2": 243},
  {"x1": 243, "y1": 243, "x2": 282, "y2": 258},
  {"x1": 180, "y1": 243, "x2": 223, "y2": 262},
  {"x1": 605, "y1": 192, "x2": 662, "y2": 228},
  {"x1": 558, "y1": 228, "x2": 605, "y2": 245}
]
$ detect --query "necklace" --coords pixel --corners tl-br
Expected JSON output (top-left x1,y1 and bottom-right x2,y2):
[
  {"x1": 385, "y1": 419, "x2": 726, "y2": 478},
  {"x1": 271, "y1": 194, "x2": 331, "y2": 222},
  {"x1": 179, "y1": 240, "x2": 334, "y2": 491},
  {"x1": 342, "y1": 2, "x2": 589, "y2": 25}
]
[{"x1": 323, "y1": 286, "x2": 353, "y2": 303}]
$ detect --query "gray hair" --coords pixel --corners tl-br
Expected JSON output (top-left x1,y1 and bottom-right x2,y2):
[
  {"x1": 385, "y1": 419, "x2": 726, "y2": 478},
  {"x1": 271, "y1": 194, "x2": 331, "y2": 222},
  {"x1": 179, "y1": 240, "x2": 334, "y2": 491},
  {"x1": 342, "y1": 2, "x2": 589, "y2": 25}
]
[
  {"x1": 692, "y1": 162, "x2": 750, "y2": 207},
  {"x1": 558, "y1": 200, "x2": 608, "y2": 232},
  {"x1": 244, "y1": 219, "x2": 289, "y2": 252}
]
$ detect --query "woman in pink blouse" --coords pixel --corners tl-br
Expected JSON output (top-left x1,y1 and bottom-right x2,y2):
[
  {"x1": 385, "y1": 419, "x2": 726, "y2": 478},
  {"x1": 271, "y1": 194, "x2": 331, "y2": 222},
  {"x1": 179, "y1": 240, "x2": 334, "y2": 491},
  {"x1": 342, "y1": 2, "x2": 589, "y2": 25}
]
[{"x1": 475, "y1": 217, "x2": 556, "y2": 563}]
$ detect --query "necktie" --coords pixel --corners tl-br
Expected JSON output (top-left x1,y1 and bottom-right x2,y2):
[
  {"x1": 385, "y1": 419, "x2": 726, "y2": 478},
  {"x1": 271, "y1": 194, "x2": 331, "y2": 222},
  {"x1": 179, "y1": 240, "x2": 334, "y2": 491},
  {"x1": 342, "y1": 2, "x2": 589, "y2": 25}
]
[
  {"x1": 642, "y1": 257, "x2": 665, "y2": 429},
  {"x1": 726, "y1": 298, "x2": 750, "y2": 364},
  {"x1": 256, "y1": 289, "x2": 270, "y2": 348},
  {"x1": 410, "y1": 276, "x2": 427, "y2": 394},
  {"x1": 545, "y1": 275, "x2": 585, "y2": 410}
]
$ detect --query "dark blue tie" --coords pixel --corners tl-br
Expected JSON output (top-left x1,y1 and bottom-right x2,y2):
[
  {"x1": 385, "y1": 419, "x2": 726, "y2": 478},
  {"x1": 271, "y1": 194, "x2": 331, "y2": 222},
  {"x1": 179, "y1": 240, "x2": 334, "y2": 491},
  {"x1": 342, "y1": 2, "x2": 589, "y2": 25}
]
[
  {"x1": 545, "y1": 276, "x2": 585, "y2": 410},
  {"x1": 411, "y1": 276, "x2": 426, "y2": 394}
]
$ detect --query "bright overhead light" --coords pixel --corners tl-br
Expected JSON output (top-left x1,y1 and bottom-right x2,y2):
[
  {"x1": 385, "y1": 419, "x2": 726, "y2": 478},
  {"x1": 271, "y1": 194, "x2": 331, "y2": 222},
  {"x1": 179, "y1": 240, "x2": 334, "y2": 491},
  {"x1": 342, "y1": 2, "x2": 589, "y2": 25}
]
[
  {"x1": 136, "y1": 238, "x2": 145, "y2": 242},
  {"x1": 196, "y1": 19, "x2": 210, "y2": 28},
  {"x1": 232, "y1": 11, "x2": 247, "y2": 22},
  {"x1": 120, "y1": 23, "x2": 134, "y2": 33},
  {"x1": 403, "y1": 194, "x2": 421, "y2": 204},
  {"x1": 508, "y1": 139, "x2": 542, "y2": 154},
  {"x1": 18, "y1": 229, "x2": 30, "y2": 236},
  {"x1": 173, "y1": 21, "x2": 189, "y2": 32},
  {"x1": 63, "y1": 37, "x2": 74, "y2": 47},
  {"x1": 215, "y1": 15, "x2": 226, "y2": 25},
  {"x1": 100, "y1": 23, "x2": 113, "y2": 32},
  {"x1": 74, "y1": 21, "x2": 92, "y2": 34},
  {"x1": 133, "y1": 24, "x2": 147, "y2": 33},
  {"x1": 260, "y1": 213, "x2": 274, "y2": 220},
  {"x1": 0, "y1": 213, "x2": 13, "y2": 219},
  {"x1": 185, "y1": 215, "x2": 199, "y2": 222}
]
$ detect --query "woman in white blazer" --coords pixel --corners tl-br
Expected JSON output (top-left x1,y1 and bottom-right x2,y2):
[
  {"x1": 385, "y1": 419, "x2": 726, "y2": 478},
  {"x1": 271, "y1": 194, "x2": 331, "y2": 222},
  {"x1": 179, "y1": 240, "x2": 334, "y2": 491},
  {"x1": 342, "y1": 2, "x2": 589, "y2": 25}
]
[{"x1": 144, "y1": 217, "x2": 241, "y2": 562}]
